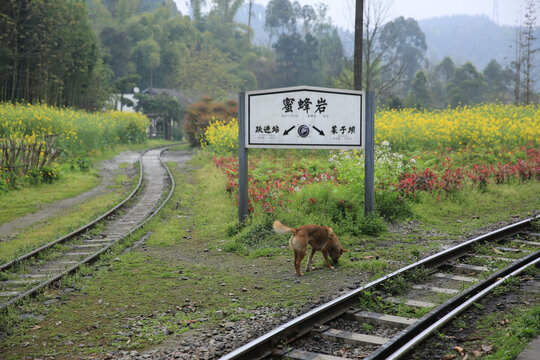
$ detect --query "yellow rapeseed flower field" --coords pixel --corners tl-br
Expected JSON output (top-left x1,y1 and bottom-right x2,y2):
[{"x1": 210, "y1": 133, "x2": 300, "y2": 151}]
[
  {"x1": 201, "y1": 104, "x2": 538, "y2": 155},
  {"x1": 202, "y1": 118, "x2": 238, "y2": 154},
  {"x1": 0, "y1": 103, "x2": 149, "y2": 157},
  {"x1": 376, "y1": 104, "x2": 539, "y2": 150}
]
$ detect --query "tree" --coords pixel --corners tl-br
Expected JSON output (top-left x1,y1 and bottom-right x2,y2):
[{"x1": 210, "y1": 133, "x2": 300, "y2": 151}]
[
  {"x1": 176, "y1": 33, "x2": 256, "y2": 99},
  {"x1": 86, "y1": 0, "x2": 114, "y2": 35},
  {"x1": 131, "y1": 38, "x2": 161, "y2": 88},
  {"x1": 247, "y1": 0, "x2": 255, "y2": 42},
  {"x1": 134, "y1": 92, "x2": 183, "y2": 140},
  {"x1": 265, "y1": 0, "x2": 296, "y2": 45},
  {"x1": 378, "y1": 16, "x2": 427, "y2": 97},
  {"x1": 520, "y1": 0, "x2": 539, "y2": 104},
  {"x1": 354, "y1": 0, "x2": 363, "y2": 90},
  {"x1": 407, "y1": 70, "x2": 431, "y2": 109},
  {"x1": 273, "y1": 32, "x2": 303, "y2": 85},
  {"x1": 114, "y1": 74, "x2": 140, "y2": 110},
  {"x1": 428, "y1": 56, "x2": 456, "y2": 108},
  {"x1": 100, "y1": 27, "x2": 131, "y2": 79},
  {"x1": 206, "y1": 0, "x2": 252, "y2": 61},
  {"x1": 0, "y1": 0, "x2": 108, "y2": 109},
  {"x1": 483, "y1": 59, "x2": 513, "y2": 103},
  {"x1": 447, "y1": 62, "x2": 486, "y2": 107},
  {"x1": 189, "y1": 0, "x2": 206, "y2": 24}
]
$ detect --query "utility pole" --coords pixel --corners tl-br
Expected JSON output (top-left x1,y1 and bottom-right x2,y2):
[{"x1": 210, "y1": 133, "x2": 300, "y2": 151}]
[{"x1": 354, "y1": 0, "x2": 364, "y2": 91}]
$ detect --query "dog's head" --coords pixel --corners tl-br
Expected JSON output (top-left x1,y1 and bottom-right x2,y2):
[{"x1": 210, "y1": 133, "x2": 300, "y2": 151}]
[{"x1": 328, "y1": 229, "x2": 348, "y2": 264}]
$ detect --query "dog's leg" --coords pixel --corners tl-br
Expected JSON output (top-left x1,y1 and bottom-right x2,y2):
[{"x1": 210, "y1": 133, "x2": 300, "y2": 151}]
[
  {"x1": 305, "y1": 248, "x2": 316, "y2": 272},
  {"x1": 294, "y1": 249, "x2": 305, "y2": 276},
  {"x1": 322, "y1": 250, "x2": 335, "y2": 270}
]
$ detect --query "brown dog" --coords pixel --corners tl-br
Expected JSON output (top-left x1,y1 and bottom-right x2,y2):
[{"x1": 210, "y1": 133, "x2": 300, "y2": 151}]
[{"x1": 273, "y1": 220, "x2": 347, "y2": 276}]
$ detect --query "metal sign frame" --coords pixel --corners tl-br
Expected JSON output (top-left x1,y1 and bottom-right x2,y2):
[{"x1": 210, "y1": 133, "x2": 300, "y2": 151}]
[
  {"x1": 238, "y1": 87, "x2": 375, "y2": 223},
  {"x1": 245, "y1": 86, "x2": 365, "y2": 149}
]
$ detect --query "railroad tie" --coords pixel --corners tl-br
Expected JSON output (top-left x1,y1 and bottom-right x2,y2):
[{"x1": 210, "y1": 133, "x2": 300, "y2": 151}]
[
  {"x1": 494, "y1": 246, "x2": 523, "y2": 253},
  {"x1": 279, "y1": 349, "x2": 349, "y2": 360},
  {"x1": 386, "y1": 297, "x2": 436, "y2": 308},
  {"x1": 322, "y1": 328, "x2": 390, "y2": 345},
  {"x1": 477, "y1": 255, "x2": 516, "y2": 263},
  {"x1": 434, "y1": 272, "x2": 478, "y2": 282},
  {"x1": 449, "y1": 262, "x2": 489, "y2": 273},
  {"x1": 411, "y1": 284, "x2": 460, "y2": 294},
  {"x1": 512, "y1": 239, "x2": 540, "y2": 247},
  {"x1": 347, "y1": 310, "x2": 417, "y2": 329}
]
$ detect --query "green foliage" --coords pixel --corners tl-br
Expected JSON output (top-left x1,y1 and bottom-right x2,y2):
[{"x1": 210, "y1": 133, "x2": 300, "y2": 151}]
[
  {"x1": 76, "y1": 158, "x2": 91, "y2": 173},
  {"x1": 0, "y1": 0, "x2": 109, "y2": 110},
  {"x1": 291, "y1": 182, "x2": 363, "y2": 233},
  {"x1": 329, "y1": 141, "x2": 412, "y2": 191},
  {"x1": 183, "y1": 97, "x2": 238, "y2": 147},
  {"x1": 375, "y1": 190, "x2": 413, "y2": 222},
  {"x1": 134, "y1": 92, "x2": 183, "y2": 139},
  {"x1": 25, "y1": 165, "x2": 61, "y2": 185},
  {"x1": 358, "y1": 212, "x2": 387, "y2": 236},
  {"x1": 448, "y1": 62, "x2": 486, "y2": 107}
]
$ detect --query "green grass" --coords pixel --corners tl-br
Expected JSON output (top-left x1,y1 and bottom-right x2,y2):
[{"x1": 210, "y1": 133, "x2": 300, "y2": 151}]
[
  {"x1": 0, "y1": 140, "x2": 173, "y2": 227},
  {"x1": 0, "y1": 144, "x2": 538, "y2": 358},
  {"x1": 411, "y1": 181, "x2": 539, "y2": 235},
  {"x1": 0, "y1": 171, "x2": 101, "y2": 226},
  {"x1": 0, "y1": 172, "x2": 133, "y2": 264}
]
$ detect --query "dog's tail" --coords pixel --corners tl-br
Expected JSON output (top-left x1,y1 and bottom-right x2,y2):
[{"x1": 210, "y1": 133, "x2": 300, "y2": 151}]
[{"x1": 273, "y1": 220, "x2": 296, "y2": 235}]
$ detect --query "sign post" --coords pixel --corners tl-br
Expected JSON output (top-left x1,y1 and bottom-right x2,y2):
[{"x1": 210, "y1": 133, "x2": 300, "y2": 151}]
[
  {"x1": 237, "y1": 86, "x2": 373, "y2": 223},
  {"x1": 238, "y1": 92, "x2": 249, "y2": 223},
  {"x1": 364, "y1": 91, "x2": 375, "y2": 215}
]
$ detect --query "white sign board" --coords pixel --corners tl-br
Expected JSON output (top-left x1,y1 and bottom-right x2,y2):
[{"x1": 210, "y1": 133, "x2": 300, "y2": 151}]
[{"x1": 245, "y1": 86, "x2": 365, "y2": 149}]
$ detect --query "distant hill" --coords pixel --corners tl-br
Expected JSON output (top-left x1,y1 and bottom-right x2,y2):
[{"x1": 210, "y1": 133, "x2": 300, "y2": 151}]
[
  {"x1": 340, "y1": 14, "x2": 540, "y2": 71},
  {"x1": 419, "y1": 15, "x2": 520, "y2": 69},
  {"x1": 235, "y1": 3, "x2": 269, "y2": 47},
  {"x1": 235, "y1": 6, "x2": 539, "y2": 72}
]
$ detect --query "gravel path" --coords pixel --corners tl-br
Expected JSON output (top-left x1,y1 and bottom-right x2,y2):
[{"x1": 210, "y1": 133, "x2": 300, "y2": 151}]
[{"x1": 0, "y1": 151, "x2": 140, "y2": 242}]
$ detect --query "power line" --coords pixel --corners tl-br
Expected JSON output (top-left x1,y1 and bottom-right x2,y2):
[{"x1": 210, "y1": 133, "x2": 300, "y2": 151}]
[{"x1": 492, "y1": 0, "x2": 500, "y2": 25}]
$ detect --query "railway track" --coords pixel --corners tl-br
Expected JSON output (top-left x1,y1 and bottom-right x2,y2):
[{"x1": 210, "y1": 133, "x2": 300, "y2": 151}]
[
  {"x1": 221, "y1": 216, "x2": 540, "y2": 360},
  {"x1": 0, "y1": 146, "x2": 176, "y2": 311}
]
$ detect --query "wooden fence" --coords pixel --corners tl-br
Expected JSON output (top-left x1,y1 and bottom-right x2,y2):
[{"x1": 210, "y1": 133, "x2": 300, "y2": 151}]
[{"x1": 0, "y1": 135, "x2": 61, "y2": 175}]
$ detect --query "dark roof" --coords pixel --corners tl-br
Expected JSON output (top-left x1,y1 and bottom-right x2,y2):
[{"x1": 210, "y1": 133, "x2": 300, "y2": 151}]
[{"x1": 141, "y1": 87, "x2": 201, "y2": 108}]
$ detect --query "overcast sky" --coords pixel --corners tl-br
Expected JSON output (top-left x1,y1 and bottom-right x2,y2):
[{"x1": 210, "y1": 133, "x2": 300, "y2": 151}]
[{"x1": 174, "y1": 0, "x2": 528, "y2": 29}]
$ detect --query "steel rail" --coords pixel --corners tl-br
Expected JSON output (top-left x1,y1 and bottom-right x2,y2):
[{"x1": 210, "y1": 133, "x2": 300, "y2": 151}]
[
  {"x1": 219, "y1": 216, "x2": 537, "y2": 360},
  {"x1": 0, "y1": 146, "x2": 177, "y2": 311},
  {"x1": 0, "y1": 151, "x2": 145, "y2": 272},
  {"x1": 367, "y1": 248, "x2": 540, "y2": 359}
]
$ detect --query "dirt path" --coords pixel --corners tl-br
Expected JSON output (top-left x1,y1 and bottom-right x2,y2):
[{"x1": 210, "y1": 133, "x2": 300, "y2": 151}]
[{"x1": 0, "y1": 151, "x2": 140, "y2": 241}]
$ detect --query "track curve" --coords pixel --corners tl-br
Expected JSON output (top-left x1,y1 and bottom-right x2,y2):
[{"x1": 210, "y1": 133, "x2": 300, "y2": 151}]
[{"x1": 0, "y1": 146, "x2": 177, "y2": 311}]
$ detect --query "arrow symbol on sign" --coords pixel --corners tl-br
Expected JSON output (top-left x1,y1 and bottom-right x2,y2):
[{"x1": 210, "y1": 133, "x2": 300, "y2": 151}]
[
  {"x1": 283, "y1": 126, "x2": 296, "y2": 135},
  {"x1": 312, "y1": 126, "x2": 325, "y2": 136}
]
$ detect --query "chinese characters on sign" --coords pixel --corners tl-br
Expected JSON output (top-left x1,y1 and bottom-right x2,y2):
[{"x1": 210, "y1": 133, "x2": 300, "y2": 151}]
[{"x1": 246, "y1": 86, "x2": 364, "y2": 149}]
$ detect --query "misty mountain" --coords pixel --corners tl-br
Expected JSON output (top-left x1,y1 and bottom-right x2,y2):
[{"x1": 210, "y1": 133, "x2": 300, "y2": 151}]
[
  {"x1": 341, "y1": 14, "x2": 539, "y2": 70},
  {"x1": 235, "y1": 4, "x2": 538, "y2": 72},
  {"x1": 235, "y1": 3, "x2": 269, "y2": 47},
  {"x1": 419, "y1": 15, "x2": 526, "y2": 69}
]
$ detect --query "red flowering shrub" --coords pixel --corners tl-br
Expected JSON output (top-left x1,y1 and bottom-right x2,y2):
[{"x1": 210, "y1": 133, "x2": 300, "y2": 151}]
[
  {"x1": 213, "y1": 144, "x2": 539, "y2": 216},
  {"x1": 468, "y1": 164, "x2": 492, "y2": 189},
  {"x1": 212, "y1": 155, "x2": 338, "y2": 214}
]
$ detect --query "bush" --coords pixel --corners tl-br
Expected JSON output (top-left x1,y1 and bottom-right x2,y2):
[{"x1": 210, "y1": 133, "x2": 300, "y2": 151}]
[
  {"x1": 235, "y1": 217, "x2": 284, "y2": 249},
  {"x1": 201, "y1": 118, "x2": 238, "y2": 154},
  {"x1": 0, "y1": 103, "x2": 149, "y2": 159},
  {"x1": 40, "y1": 164, "x2": 61, "y2": 183},
  {"x1": 183, "y1": 97, "x2": 237, "y2": 147},
  {"x1": 358, "y1": 212, "x2": 387, "y2": 236},
  {"x1": 24, "y1": 164, "x2": 61, "y2": 185},
  {"x1": 376, "y1": 191, "x2": 413, "y2": 221}
]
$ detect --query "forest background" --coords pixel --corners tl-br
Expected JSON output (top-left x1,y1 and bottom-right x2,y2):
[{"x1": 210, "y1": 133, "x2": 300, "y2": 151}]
[{"x1": 1, "y1": 0, "x2": 539, "y2": 114}]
